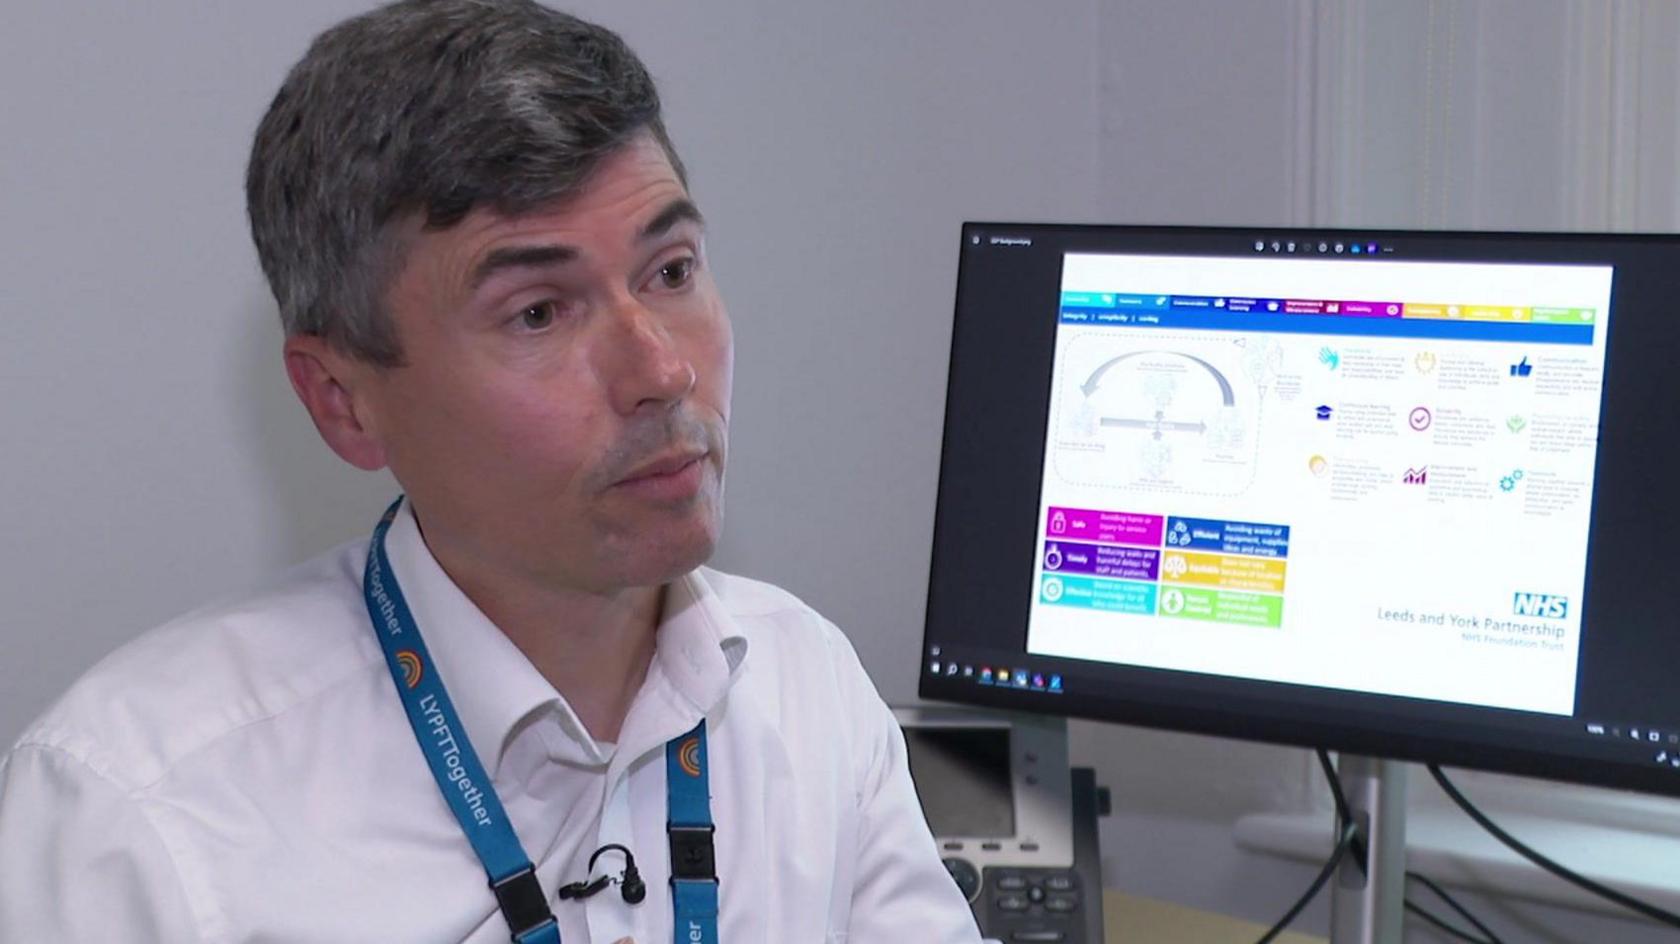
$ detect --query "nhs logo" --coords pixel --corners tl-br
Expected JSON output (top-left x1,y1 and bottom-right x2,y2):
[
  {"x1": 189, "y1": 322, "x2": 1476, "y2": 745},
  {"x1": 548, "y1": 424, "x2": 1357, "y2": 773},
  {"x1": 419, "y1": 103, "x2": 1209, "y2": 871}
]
[{"x1": 1513, "y1": 592, "x2": 1568, "y2": 619}]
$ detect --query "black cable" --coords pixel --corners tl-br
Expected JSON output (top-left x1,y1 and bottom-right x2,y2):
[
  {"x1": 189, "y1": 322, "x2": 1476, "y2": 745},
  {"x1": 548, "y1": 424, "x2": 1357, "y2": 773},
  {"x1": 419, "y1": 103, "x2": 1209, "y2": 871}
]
[
  {"x1": 1244, "y1": 749, "x2": 1358, "y2": 943},
  {"x1": 556, "y1": 873, "x2": 611, "y2": 901},
  {"x1": 1317, "y1": 748, "x2": 1354, "y2": 826},
  {"x1": 1316, "y1": 750, "x2": 1502, "y2": 944},
  {"x1": 1406, "y1": 872, "x2": 1501, "y2": 944},
  {"x1": 1255, "y1": 820, "x2": 1359, "y2": 944},
  {"x1": 1403, "y1": 899, "x2": 1494, "y2": 944},
  {"x1": 559, "y1": 843, "x2": 645, "y2": 905},
  {"x1": 1429, "y1": 764, "x2": 1680, "y2": 931},
  {"x1": 1254, "y1": 751, "x2": 1497, "y2": 944}
]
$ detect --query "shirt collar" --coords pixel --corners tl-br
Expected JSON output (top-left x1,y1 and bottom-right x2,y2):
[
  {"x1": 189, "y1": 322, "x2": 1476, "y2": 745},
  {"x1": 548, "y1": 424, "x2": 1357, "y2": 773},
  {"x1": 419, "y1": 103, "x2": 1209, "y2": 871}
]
[
  {"x1": 606, "y1": 568, "x2": 749, "y2": 781},
  {"x1": 654, "y1": 569, "x2": 750, "y2": 715},
  {"x1": 378, "y1": 499, "x2": 749, "y2": 774},
  {"x1": 381, "y1": 500, "x2": 562, "y2": 774}
]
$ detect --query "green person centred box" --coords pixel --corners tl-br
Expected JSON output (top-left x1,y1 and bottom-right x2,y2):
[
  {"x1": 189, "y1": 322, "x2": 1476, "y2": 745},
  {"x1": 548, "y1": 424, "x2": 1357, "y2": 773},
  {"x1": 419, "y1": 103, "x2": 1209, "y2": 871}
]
[
  {"x1": 1157, "y1": 585, "x2": 1284, "y2": 628},
  {"x1": 1529, "y1": 306, "x2": 1596, "y2": 324}
]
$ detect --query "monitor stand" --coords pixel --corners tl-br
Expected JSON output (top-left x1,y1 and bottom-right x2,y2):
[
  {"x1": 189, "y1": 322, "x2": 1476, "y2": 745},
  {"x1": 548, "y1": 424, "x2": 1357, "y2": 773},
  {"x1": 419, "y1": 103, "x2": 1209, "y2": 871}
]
[{"x1": 1329, "y1": 755, "x2": 1408, "y2": 943}]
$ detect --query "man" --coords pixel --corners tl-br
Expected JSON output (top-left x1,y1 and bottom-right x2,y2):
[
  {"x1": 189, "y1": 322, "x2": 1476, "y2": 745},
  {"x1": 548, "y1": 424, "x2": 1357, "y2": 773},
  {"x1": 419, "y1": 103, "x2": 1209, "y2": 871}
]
[{"x1": 0, "y1": 2, "x2": 982, "y2": 941}]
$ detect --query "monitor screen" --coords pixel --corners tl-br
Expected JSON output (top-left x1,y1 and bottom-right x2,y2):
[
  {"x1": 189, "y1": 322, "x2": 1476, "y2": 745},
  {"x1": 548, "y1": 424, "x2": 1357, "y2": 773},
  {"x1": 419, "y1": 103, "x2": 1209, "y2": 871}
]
[
  {"x1": 903, "y1": 726, "x2": 1016, "y2": 837},
  {"x1": 920, "y1": 225, "x2": 1680, "y2": 797}
]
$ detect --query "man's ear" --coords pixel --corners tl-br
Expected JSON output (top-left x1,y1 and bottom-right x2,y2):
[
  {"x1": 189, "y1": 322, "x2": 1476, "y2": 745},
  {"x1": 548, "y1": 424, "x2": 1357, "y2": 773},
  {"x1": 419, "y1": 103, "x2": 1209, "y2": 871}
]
[{"x1": 282, "y1": 334, "x2": 389, "y2": 472}]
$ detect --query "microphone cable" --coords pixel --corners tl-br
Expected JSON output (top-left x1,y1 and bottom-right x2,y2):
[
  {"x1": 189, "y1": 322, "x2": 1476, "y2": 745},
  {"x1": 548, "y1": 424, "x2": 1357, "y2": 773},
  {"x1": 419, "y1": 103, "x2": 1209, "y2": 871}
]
[{"x1": 557, "y1": 843, "x2": 646, "y2": 906}]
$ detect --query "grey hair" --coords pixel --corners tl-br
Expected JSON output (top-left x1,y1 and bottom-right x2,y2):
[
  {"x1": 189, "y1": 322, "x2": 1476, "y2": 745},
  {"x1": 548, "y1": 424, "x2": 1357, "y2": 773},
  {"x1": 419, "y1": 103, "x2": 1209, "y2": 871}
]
[{"x1": 246, "y1": 0, "x2": 686, "y2": 366}]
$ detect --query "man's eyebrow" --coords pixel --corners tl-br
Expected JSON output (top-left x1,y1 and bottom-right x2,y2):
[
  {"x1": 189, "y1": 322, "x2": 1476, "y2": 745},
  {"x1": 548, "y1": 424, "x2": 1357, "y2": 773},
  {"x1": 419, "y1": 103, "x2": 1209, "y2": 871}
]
[
  {"x1": 638, "y1": 198, "x2": 705, "y2": 243},
  {"x1": 469, "y1": 244, "x2": 578, "y2": 290},
  {"x1": 466, "y1": 200, "x2": 701, "y2": 290}
]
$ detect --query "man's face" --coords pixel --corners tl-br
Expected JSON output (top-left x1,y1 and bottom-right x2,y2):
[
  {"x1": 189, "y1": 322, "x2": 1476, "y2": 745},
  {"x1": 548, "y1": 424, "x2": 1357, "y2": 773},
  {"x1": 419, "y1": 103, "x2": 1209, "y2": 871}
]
[{"x1": 359, "y1": 132, "x2": 732, "y2": 595}]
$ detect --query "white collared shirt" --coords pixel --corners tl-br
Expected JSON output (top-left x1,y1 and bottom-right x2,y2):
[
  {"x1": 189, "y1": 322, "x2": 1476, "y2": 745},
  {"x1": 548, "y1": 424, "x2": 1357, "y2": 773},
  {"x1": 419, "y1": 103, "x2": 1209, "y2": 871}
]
[{"x1": 0, "y1": 502, "x2": 981, "y2": 943}]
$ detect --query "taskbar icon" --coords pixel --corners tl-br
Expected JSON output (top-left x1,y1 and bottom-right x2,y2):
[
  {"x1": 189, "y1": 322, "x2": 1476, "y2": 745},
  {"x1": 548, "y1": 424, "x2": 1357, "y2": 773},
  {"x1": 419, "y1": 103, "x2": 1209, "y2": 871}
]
[{"x1": 963, "y1": 664, "x2": 1064, "y2": 694}]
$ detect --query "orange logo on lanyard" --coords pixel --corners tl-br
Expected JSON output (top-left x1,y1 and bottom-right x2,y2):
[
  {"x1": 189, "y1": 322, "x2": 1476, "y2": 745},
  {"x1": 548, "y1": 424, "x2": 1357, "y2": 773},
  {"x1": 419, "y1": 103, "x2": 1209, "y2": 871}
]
[
  {"x1": 678, "y1": 736, "x2": 702, "y2": 777},
  {"x1": 395, "y1": 650, "x2": 424, "y2": 689}
]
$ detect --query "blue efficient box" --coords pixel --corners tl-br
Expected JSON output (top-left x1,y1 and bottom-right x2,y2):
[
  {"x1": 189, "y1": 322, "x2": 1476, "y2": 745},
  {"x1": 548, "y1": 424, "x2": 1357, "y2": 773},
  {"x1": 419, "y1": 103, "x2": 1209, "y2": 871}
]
[{"x1": 1162, "y1": 516, "x2": 1291, "y2": 558}]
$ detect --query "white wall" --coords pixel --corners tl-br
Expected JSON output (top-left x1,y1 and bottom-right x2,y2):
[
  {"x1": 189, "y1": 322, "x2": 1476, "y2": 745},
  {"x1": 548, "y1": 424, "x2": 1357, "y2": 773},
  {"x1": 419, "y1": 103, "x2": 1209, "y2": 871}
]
[
  {"x1": 1, "y1": 1, "x2": 398, "y2": 728},
  {"x1": 4, "y1": 2, "x2": 1678, "y2": 942}
]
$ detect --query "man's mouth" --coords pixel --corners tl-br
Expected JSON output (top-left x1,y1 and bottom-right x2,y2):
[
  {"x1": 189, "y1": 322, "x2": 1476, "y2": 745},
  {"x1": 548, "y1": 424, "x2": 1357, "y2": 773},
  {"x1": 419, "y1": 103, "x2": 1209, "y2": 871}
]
[{"x1": 612, "y1": 450, "x2": 709, "y2": 498}]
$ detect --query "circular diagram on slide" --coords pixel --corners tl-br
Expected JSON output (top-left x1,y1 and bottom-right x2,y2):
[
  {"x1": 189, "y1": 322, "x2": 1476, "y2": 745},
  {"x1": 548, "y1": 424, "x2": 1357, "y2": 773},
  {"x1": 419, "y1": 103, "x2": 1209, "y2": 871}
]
[{"x1": 1054, "y1": 334, "x2": 1262, "y2": 494}]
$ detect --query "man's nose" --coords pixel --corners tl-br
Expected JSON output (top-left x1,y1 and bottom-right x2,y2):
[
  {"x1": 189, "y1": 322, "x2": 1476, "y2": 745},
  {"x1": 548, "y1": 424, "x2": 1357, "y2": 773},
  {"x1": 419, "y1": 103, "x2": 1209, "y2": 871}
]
[{"x1": 598, "y1": 294, "x2": 696, "y2": 416}]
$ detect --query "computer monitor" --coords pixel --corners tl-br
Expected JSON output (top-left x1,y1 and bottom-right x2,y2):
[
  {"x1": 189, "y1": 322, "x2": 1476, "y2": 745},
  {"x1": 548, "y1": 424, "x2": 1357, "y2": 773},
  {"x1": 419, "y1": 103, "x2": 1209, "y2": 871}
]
[{"x1": 920, "y1": 224, "x2": 1680, "y2": 800}]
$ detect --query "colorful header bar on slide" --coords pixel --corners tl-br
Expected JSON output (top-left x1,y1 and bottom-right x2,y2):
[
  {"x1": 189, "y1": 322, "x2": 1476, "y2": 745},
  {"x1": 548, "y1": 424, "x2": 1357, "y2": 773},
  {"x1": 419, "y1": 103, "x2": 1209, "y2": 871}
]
[
  {"x1": 1058, "y1": 291, "x2": 1596, "y2": 345},
  {"x1": 1059, "y1": 291, "x2": 1595, "y2": 326}
]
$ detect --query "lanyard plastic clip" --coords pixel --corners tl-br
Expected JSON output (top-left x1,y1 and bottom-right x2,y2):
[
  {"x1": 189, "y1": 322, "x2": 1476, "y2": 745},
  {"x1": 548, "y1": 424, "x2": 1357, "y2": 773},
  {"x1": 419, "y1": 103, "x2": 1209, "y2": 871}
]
[
  {"x1": 491, "y1": 864, "x2": 557, "y2": 942},
  {"x1": 667, "y1": 824, "x2": 718, "y2": 883}
]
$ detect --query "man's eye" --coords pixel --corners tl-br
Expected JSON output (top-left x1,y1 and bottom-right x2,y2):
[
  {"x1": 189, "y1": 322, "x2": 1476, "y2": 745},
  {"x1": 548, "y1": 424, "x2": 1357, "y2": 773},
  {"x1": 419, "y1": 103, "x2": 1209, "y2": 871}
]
[
  {"x1": 519, "y1": 301, "x2": 558, "y2": 330},
  {"x1": 657, "y1": 257, "x2": 694, "y2": 289}
]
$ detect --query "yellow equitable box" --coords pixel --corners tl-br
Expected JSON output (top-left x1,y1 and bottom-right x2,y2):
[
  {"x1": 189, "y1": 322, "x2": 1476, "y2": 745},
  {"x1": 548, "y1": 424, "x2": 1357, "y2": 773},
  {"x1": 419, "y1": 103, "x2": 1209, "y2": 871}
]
[{"x1": 1159, "y1": 550, "x2": 1287, "y2": 593}]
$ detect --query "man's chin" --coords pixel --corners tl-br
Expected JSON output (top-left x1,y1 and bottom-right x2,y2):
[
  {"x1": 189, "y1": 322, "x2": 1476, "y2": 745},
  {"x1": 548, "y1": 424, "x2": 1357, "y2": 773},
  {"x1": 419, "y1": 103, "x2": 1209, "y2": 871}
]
[
  {"x1": 597, "y1": 520, "x2": 720, "y2": 589},
  {"x1": 575, "y1": 486, "x2": 724, "y2": 589},
  {"x1": 649, "y1": 533, "x2": 718, "y2": 579}
]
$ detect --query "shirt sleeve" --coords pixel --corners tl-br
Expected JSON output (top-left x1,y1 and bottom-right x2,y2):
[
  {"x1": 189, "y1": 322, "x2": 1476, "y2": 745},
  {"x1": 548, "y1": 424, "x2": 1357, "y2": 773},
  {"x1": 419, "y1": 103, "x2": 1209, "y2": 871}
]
[
  {"x1": 828, "y1": 632, "x2": 986, "y2": 943},
  {"x1": 0, "y1": 742, "x2": 204, "y2": 943}
]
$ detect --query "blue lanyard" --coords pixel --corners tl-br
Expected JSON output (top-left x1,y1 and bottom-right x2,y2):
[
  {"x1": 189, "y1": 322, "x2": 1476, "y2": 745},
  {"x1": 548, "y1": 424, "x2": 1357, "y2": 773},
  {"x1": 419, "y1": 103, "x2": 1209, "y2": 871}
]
[{"x1": 362, "y1": 498, "x2": 720, "y2": 944}]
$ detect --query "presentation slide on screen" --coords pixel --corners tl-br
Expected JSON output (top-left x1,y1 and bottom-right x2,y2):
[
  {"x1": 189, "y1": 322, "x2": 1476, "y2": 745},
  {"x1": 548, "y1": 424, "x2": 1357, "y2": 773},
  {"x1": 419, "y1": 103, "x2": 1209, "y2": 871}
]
[{"x1": 1026, "y1": 253, "x2": 1613, "y2": 715}]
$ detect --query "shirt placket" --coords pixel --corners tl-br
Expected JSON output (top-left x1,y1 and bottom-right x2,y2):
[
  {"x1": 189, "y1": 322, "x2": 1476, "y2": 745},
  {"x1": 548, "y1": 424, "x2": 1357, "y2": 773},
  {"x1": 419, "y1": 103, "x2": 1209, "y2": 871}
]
[{"x1": 586, "y1": 759, "x2": 646, "y2": 944}]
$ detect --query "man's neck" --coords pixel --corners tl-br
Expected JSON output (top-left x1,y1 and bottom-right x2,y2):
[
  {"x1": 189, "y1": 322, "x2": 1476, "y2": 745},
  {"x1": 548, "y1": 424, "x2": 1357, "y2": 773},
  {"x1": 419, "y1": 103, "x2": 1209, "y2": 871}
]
[
  {"x1": 413, "y1": 516, "x2": 663, "y2": 744},
  {"x1": 483, "y1": 581, "x2": 663, "y2": 746}
]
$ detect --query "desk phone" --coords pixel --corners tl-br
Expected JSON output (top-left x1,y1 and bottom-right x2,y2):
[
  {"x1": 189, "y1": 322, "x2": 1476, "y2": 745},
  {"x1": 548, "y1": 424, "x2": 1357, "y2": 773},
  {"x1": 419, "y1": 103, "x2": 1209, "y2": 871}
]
[{"x1": 896, "y1": 708, "x2": 1106, "y2": 943}]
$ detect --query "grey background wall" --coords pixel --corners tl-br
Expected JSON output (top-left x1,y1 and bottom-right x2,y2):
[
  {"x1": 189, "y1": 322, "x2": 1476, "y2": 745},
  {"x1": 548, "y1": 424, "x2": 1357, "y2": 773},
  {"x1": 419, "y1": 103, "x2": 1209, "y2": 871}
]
[{"x1": 4, "y1": 2, "x2": 1678, "y2": 941}]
